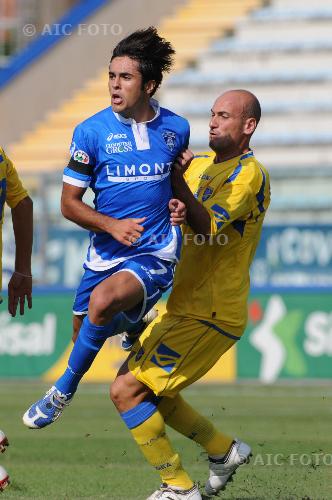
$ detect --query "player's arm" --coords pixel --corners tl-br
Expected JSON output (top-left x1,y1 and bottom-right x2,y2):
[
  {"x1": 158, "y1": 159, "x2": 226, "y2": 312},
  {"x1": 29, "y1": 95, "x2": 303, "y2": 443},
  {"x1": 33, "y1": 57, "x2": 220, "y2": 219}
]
[
  {"x1": 3, "y1": 150, "x2": 33, "y2": 316},
  {"x1": 8, "y1": 196, "x2": 33, "y2": 316},
  {"x1": 61, "y1": 183, "x2": 145, "y2": 247},
  {"x1": 172, "y1": 149, "x2": 254, "y2": 236},
  {"x1": 171, "y1": 150, "x2": 211, "y2": 235}
]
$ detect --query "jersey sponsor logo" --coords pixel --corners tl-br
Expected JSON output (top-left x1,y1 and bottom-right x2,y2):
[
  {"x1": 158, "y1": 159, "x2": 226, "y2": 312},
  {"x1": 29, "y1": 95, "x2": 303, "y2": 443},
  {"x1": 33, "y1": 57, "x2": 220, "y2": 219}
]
[
  {"x1": 106, "y1": 141, "x2": 133, "y2": 154},
  {"x1": 150, "y1": 343, "x2": 181, "y2": 373},
  {"x1": 107, "y1": 132, "x2": 128, "y2": 141},
  {"x1": 162, "y1": 130, "x2": 177, "y2": 151},
  {"x1": 0, "y1": 155, "x2": 3, "y2": 163},
  {"x1": 73, "y1": 149, "x2": 90, "y2": 164},
  {"x1": 106, "y1": 161, "x2": 172, "y2": 182}
]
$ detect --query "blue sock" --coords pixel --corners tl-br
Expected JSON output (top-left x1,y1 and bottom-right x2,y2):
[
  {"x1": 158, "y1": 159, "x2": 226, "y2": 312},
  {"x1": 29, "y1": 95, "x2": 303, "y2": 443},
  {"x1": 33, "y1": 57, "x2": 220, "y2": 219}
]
[
  {"x1": 120, "y1": 396, "x2": 161, "y2": 429},
  {"x1": 55, "y1": 314, "x2": 122, "y2": 395}
]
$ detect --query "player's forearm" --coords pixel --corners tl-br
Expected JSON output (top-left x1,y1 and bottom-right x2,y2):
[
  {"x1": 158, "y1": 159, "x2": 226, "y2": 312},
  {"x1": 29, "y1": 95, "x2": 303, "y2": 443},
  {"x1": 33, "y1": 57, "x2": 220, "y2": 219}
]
[
  {"x1": 171, "y1": 172, "x2": 211, "y2": 235},
  {"x1": 61, "y1": 198, "x2": 115, "y2": 233},
  {"x1": 11, "y1": 196, "x2": 33, "y2": 274}
]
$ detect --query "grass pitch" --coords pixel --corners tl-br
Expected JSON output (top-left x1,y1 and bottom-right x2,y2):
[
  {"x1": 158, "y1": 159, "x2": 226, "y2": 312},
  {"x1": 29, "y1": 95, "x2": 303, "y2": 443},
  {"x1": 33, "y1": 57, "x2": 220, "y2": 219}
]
[{"x1": 0, "y1": 382, "x2": 331, "y2": 499}]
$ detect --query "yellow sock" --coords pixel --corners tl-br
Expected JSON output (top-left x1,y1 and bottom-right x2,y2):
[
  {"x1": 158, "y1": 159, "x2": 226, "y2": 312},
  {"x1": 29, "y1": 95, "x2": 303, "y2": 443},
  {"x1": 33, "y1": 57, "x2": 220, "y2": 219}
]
[
  {"x1": 159, "y1": 394, "x2": 233, "y2": 456},
  {"x1": 130, "y1": 410, "x2": 194, "y2": 490}
]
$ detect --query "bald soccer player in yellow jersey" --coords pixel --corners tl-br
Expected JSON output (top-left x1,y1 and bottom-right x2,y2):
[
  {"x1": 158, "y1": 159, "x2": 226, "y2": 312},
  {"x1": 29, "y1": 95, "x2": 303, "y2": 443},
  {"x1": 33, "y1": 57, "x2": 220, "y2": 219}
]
[
  {"x1": 0, "y1": 147, "x2": 33, "y2": 316},
  {"x1": 110, "y1": 90, "x2": 270, "y2": 500}
]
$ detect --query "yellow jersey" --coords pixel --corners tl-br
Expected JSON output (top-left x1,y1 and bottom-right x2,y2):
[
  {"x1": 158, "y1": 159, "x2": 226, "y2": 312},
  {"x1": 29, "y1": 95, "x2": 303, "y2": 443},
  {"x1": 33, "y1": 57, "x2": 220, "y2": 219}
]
[
  {"x1": 0, "y1": 147, "x2": 28, "y2": 290},
  {"x1": 167, "y1": 150, "x2": 270, "y2": 336}
]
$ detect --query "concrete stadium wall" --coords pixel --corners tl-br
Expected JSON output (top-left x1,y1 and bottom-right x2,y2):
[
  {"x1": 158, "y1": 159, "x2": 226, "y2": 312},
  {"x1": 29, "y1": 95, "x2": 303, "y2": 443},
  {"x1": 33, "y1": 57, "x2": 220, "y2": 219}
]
[{"x1": 0, "y1": 0, "x2": 185, "y2": 146}]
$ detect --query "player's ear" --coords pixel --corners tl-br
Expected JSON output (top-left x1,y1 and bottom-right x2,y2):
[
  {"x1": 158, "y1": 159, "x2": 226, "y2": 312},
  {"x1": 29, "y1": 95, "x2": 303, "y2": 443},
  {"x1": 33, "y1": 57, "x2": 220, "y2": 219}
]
[
  {"x1": 243, "y1": 117, "x2": 256, "y2": 136},
  {"x1": 144, "y1": 80, "x2": 156, "y2": 96}
]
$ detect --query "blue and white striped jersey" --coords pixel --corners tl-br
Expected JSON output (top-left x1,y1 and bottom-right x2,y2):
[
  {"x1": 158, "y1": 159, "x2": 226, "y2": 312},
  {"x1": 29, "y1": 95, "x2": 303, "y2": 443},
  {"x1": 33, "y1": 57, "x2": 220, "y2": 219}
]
[{"x1": 63, "y1": 99, "x2": 190, "y2": 271}]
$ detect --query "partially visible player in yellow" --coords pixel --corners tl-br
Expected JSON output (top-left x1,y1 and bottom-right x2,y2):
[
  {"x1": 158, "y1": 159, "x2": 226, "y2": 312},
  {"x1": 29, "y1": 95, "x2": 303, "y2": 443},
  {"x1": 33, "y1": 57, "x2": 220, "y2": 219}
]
[
  {"x1": 110, "y1": 90, "x2": 270, "y2": 500},
  {"x1": 0, "y1": 147, "x2": 33, "y2": 316}
]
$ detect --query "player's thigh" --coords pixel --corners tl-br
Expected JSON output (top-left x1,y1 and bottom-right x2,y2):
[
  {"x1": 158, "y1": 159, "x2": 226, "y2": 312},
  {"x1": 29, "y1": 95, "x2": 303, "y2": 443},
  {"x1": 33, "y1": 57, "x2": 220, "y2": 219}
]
[
  {"x1": 89, "y1": 270, "x2": 144, "y2": 316},
  {"x1": 72, "y1": 314, "x2": 85, "y2": 343},
  {"x1": 128, "y1": 314, "x2": 236, "y2": 397}
]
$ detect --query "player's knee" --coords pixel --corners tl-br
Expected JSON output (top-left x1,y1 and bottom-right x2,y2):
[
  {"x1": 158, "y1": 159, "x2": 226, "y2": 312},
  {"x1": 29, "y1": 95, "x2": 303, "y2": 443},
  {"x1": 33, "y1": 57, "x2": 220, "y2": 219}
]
[
  {"x1": 110, "y1": 374, "x2": 150, "y2": 412},
  {"x1": 90, "y1": 288, "x2": 121, "y2": 320},
  {"x1": 110, "y1": 378, "x2": 126, "y2": 408}
]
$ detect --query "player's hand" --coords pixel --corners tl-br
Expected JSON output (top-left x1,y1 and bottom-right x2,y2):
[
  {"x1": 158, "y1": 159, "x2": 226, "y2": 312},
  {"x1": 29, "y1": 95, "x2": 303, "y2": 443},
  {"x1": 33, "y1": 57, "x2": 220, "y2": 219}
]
[
  {"x1": 169, "y1": 199, "x2": 187, "y2": 226},
  {"x1": 108, "y1": 217, "x2": 146, "y2": 247},
  {"x1": 172, "y1": 149, "x2": 194, "y2": 175},
  {"x1": 8, "y1": 272, "x2": 32, "y2": 317}
]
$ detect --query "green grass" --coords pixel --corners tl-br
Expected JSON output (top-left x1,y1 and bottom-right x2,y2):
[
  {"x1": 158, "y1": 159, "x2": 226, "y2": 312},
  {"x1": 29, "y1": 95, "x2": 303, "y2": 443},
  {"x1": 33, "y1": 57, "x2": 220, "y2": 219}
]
[{"x1": 0, "y1": 382, "x2": 331, "y2": 499}]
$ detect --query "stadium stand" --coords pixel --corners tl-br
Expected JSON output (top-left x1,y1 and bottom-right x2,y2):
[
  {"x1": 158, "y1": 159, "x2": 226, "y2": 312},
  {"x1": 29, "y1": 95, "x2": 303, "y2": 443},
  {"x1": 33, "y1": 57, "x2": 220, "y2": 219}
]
[{"x1": 160, "y1": 0, "x2": 332, "y2": 220}]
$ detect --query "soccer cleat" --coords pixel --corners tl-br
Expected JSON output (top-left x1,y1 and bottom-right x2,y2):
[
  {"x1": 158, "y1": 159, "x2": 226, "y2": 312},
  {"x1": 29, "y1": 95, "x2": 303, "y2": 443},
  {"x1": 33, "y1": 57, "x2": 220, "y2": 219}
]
[
  {"x1": 0, "y1": 430, "x2": 9, "y2": 453},
  {"x1": 146, "y1": 483, "x2": 202, "y2": 500},
  {"x1": 205, "y1": 439, "x2": 252, "y2": 496},
  {"x1": 22, "y1": 386, "x2": 73, "y2": 429},
  {"x1": 121, "y1": 308, "x2": 158, "y2": 351},
  {"x1": 0, "y1": 465, "x2": 10, "y2": 491}
]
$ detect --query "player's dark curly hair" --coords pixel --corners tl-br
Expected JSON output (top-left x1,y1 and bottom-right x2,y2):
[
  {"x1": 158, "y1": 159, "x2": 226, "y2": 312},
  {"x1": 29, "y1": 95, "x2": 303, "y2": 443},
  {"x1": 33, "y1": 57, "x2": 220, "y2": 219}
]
[{"x1": 111, "y1": 27, "x2": 175, "y2": 96}]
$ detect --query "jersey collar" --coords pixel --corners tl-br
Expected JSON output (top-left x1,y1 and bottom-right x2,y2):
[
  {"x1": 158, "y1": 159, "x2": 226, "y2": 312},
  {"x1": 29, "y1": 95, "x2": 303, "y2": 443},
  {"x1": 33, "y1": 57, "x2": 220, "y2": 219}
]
[{"x1": 113, "y1": 98, "x2": 160, "y2": 125}]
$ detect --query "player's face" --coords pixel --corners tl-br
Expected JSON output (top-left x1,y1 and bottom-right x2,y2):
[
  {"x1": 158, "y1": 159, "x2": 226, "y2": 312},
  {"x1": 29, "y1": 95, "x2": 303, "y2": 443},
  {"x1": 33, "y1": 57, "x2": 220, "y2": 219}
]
[
  {"x1": 109, "y1": 56, "x2": 149, "y2": 118},
  {"x1": 209, "y1": 94, "x2": 248, "y2": 153}
]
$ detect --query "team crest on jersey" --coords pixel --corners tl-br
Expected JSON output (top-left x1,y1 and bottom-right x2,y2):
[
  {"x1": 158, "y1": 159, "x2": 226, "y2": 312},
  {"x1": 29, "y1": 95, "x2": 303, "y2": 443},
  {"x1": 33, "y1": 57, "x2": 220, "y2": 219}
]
[
  {"x1": 162, "y1": 130, "x2": 177, "y2": 151},
  {"x1": 202, "y1": 187, "x2": 213, "y2": 202},
  {"x1": 74, "y1": 149, "x2": 89, "y2": 164}
]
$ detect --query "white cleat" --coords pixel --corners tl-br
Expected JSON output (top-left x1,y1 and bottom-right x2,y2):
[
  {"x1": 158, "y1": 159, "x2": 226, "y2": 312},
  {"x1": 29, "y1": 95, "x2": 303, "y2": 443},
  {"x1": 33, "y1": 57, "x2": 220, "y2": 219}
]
[
  {"x1": 146, "y1": 483, "x2": 202, "y2": 500},
  {"x1": 205, "y1": 439, "x2": 252, "y2": 496}
]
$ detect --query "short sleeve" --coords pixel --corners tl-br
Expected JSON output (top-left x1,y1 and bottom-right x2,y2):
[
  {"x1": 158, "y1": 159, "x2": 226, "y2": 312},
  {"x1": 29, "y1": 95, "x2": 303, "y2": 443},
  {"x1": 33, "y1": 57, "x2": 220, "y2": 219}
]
[
  {"x1": 204, "y1": 181, "x2": 254, "y2": 236},
  {"x1": 2, "y1": 150, "x2": 28, "y2": 209},
  {"x1": 63, "y1": 124, "x2": 96, "y2": 188}
]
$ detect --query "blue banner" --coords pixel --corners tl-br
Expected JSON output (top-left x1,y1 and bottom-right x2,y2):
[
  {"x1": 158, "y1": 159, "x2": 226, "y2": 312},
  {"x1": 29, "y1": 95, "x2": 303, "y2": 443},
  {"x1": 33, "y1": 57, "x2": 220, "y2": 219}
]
[{"x1": 251, "y1": 225, "x2": 332, "y2": 288}]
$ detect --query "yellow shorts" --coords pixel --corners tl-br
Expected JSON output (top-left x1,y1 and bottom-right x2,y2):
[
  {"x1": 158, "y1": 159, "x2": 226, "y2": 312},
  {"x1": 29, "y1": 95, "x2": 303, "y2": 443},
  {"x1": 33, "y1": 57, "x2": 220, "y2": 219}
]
[{"x1": 128, "y1": 313, "x2": 240, "y2": 398}]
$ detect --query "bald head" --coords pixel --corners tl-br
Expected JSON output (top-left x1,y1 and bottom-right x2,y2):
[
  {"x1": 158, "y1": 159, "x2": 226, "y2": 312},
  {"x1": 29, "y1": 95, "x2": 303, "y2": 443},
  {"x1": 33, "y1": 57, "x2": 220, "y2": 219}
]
[
  {"x1": 209, "y1": 89, "x2": 261, "y2": 161},
  {"x1": 216, "y1": 89, "x2": 261, "y2": 125}
]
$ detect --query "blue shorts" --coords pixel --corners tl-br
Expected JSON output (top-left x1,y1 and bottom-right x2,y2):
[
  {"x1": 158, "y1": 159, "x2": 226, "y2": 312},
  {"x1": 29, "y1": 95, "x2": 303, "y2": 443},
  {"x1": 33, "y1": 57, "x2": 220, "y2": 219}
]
[{"x1": 73, "y1": 255, "x2": 174, "y2": 323}]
